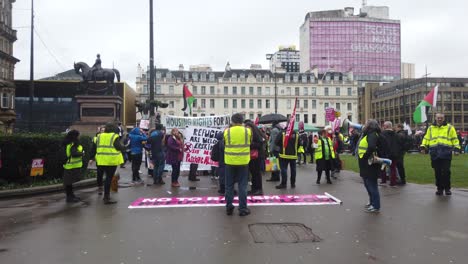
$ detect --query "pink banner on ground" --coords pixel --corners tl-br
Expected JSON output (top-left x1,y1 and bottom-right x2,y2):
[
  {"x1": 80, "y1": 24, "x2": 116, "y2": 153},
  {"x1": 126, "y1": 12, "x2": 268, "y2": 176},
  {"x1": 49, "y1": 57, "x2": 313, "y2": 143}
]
[{"x1": 128, "y1": 193, "x2": 342, "y2": 209}]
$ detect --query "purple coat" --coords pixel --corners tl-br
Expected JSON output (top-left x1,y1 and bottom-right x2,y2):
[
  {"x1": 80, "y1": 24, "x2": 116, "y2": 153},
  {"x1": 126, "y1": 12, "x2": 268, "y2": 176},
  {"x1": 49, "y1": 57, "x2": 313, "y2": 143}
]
[{"x1": 165, "y1": 136, "x2": 183, "y2": 165}]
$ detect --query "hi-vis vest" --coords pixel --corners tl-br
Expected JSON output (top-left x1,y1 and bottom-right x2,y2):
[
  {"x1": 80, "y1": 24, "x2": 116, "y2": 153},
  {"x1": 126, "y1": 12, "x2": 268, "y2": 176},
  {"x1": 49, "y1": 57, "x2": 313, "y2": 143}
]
[
  {"x1": 63, "y1": 143, "x2": 83, "y2": 170},
  {"x1": 223, "y1": 125, "x2": 251, "y2": 165},
  {"x1": 358, "y1": 135, "x2": 369, "y2": 159},
  {"x1": 279, "y1": 132, "x2": 299, "y2": 159},
  {"x1": 314, "y1": 137, "x2": 335, "y2": 160},
  {"x1": 95, "y1": 133, "x2": 124, "y2": 166},
  {"x1": 421, "y1": 124, "x2": 459, "y2": 149}
]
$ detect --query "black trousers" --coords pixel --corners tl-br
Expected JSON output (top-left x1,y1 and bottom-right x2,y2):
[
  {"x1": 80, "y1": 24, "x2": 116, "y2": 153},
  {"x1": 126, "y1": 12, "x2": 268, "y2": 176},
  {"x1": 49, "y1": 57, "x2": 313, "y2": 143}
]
[
  {"x1": 97, "y1": 165, "x2": 118, "y2": 199},
  {"x1": 309, "y1": 148, "x2": 315, "y2": 163},
  {"x1": 97, "y1": 166, "x2": 105, "y2": 187},
  {"x1": 189, "y1": 163, "x2": 199, "y2": 180},
  {"x1": 432, "y1": 159, "x2": 452, "y2": 190},
  {"x1": 395, "y1": 157, "x2": 406, "y2": 183},
  {"x1": 249, "y1": 158, "x2": 263, "y2": 191},
  {"x1": 131, "y1": 153, "x2": 143, "y2": 181}
]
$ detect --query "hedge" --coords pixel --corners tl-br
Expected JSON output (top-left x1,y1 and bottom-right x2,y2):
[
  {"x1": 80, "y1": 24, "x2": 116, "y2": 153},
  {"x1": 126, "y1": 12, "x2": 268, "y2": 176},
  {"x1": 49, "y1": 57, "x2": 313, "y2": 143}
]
[{"x1": 0, "y1": 133, "x2": 93, "y2": 185}]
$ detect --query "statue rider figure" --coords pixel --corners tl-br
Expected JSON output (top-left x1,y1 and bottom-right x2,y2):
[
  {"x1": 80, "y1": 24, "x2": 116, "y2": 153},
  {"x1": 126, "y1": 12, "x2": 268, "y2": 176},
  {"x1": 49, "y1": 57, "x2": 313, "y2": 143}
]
[{"x1": 91, "y1": 54, "x2": 102, "y2": 80}]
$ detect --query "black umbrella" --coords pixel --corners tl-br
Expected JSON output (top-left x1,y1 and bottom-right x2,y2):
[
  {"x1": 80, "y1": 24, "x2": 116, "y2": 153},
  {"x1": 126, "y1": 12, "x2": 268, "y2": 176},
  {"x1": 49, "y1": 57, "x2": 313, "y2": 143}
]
[{"x1": 258, "y1": 113, "x2": 288, "y2": 124}]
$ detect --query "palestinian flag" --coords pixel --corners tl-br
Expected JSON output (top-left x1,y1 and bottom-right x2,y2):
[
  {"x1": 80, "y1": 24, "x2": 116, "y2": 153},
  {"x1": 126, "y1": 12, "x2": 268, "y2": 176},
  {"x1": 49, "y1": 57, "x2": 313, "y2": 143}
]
[
  {"x1": 413, "y1": 85, "x2": 439, "y2": 123},
  {"x1": 181, "y1": 84, "x2": 195, "y2": 115}
]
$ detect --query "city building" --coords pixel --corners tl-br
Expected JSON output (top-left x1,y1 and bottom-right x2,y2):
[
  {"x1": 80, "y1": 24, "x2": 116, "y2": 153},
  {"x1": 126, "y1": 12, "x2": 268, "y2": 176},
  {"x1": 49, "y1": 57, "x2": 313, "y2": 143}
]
[
  {"x1": 0, "y1": 0, "x2": 19, "y2": 133},
  {"x1": 358, "y1": 77, "x2": 468, "y2": 130},
  {"x1": 14, "y1": 75, "x2": 137, "y2": 134},
  {"x1": 401, "y1": 62, "x2": 415, "y2": 79},
  {"x1": 300, "y1": 5, "x2": 401, "y2": 82},
  {"x1": 136, "y1": 64, "x2": 359, "y2": 127},
  {"x1": 268, "y1": 46, "x2": 300, "y2": 73}
]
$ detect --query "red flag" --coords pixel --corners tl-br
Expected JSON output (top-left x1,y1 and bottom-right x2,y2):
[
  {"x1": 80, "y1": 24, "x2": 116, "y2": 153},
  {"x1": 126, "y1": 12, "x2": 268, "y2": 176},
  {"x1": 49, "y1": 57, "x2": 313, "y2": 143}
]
[
  {"x1": 284, "y1": 98, "x2": 298, "y2": 149},
  {"x1": 254, "y1": 116, "x2": 259, "y2": 126}
]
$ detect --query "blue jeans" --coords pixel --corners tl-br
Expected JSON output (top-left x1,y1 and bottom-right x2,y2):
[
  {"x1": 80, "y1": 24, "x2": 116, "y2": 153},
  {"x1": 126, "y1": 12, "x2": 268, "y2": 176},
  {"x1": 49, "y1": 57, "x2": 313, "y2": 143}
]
[
  {"x1": 152, "y1": 152, "x2": 165, "y2": 183},
  {"x1": 225, "y1": 164, "x2": 248, "y2": 211},
  {"x1": 363, "y1": 177, "x2": 380, "y2": 210},
  {"x1": 279, "y1": 158, "x2": 297, "y2": 186}
]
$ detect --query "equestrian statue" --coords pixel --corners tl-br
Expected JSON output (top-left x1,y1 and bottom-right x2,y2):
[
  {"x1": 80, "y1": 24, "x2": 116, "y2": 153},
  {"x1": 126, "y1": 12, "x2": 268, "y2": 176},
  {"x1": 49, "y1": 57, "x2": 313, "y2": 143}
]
[{"x1": 74, "y1": 54, "x2": 121, "y2": 95}]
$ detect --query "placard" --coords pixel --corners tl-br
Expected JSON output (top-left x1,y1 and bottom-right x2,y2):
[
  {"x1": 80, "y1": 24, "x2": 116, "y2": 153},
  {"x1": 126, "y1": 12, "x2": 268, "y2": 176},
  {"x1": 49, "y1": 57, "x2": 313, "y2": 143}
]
[{"x1": 30, "y1": 159, "x2": 44, "y2": 177}]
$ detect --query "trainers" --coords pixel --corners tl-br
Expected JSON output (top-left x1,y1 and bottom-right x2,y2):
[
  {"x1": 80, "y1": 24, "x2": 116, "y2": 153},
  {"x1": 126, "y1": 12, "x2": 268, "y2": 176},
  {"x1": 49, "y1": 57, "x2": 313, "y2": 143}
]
[
  {"x1": 217, "y1": 189, "x2": 225, "y2": 195},
  {"x1": 445, "y1": 189, "x2": 452, "y2": 195},
  {"x1": 239, "y1": 208, "x2": 251, "y2": 216},
  {"x1": 291, "y1": 184, "x2": 296, "y2": 188},
  {"x1": 97, "y1": 186, "x2": 103, "y2": 195},
  {"x1": 226, "y1": 206, "x2": 234, "y2": 216},
  {"x1": 435, "y1": 190, "x2": 443, "y2": 195},
  {"x1": 365, "y1": 206, "x2": 380, "y2": 213},
  {"x1": 66, "y1": 197, "x2": 81, "y2": 203},
  {"x1": 275, "y1": 184, "x2": 287, "y2": 189},
  {"x1": 171, "y1": 182, "x2": 180, "y2": 187}
]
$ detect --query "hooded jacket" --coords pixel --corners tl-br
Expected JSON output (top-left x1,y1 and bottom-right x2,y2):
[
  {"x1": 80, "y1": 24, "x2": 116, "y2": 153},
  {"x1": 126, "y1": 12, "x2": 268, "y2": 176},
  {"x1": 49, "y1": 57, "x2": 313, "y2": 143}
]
[{"x1": 129, "y1": 127, "x2": 148, "y2": 155}]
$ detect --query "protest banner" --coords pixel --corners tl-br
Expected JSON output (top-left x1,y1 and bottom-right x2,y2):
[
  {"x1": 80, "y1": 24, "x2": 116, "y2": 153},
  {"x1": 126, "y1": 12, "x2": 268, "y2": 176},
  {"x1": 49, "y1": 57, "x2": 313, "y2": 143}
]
[
  {"x1": 325, "y1": 107, "x2": 336, "y2": 122},
  {"x1": 182, "y1": 126, "x2": 222, "y2": 167},
  {"x1": 139, "y1": 119, "x2": 150, "y2": 130},
  {"x1": 129, "y1": 193, "x2": 342, "y2": 209},
  {"x1": 163, "y1": 115, "x2": 231, "y2": 129}
]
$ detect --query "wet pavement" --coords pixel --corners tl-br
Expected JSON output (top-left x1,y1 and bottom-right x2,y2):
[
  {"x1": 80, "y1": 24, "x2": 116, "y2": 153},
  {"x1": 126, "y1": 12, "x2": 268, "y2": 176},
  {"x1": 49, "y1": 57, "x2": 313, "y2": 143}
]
[{"x1": 1, "y1": 162, "x2": 468, "y2": 264}]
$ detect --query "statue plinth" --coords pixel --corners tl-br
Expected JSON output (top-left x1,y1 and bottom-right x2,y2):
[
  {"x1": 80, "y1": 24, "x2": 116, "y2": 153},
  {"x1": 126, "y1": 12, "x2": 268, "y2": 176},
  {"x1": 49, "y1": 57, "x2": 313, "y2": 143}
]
[{"x1": 70, "y1": 95, "x2": 123, "y2": 135}]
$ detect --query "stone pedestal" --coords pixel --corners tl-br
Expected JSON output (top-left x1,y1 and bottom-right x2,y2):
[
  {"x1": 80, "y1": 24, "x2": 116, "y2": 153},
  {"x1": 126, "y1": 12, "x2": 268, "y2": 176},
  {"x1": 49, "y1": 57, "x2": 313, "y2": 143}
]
[{"x1": 71, "y1": 95, "x2": 122, "y2": 135}]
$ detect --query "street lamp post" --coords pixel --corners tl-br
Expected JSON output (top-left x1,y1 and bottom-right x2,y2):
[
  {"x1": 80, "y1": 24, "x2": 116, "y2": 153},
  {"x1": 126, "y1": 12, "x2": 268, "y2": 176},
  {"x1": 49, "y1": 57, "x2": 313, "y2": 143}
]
[
  {"x1": 149, "y1": 0, "x2": 155, "y2": 128},
  {"x1": 266, "y1": 54, "x2": 278, "y2": 114}
]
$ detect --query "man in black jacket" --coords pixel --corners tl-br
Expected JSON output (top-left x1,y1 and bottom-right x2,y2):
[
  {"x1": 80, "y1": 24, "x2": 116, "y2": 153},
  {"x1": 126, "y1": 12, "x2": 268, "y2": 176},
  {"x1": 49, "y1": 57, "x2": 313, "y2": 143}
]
[
  {"x1": 380, "y1": 121, "x2": 400, "y2": 187},
  {"x1": 274, "y1": 125, "x2": 299, "y2": 189}
]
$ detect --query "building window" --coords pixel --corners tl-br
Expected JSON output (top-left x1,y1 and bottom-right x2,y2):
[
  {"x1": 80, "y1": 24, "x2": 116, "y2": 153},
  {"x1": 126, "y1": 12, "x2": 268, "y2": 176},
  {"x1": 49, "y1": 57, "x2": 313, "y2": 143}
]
[
  {"x1": 256, "y1": 74, "x2": 262, "y2": 82},
  {"x1": 295, "y1": 87, "x2": 300, "y2": 96},
  {"x1": 249, "y1": 113, "x2": 254, "y2": 120},
  {"x1": 201, "y1": 99, "x2": 206, "y2": 108},
  {"x1": 193, "y1": 100, "x2": 197, "y2": 108},
  {"x1": 347, "y1": 103, "x2": 352, "y2": 111},
  {"x1": 304, "y1": 87, "x2": 308, "y2": 96},
  {"x1": 201, "y1": 86, "x2": 206, "y2": 95},
  {"x1": 311, "y1": 87, "x2": 317, "y2": 96},
  {"x1": 324, "y1": 102, "x2": 329, "y2": 109},
  {"x1": 169, "y1": 101, "x2": 174, "y2": 108},
  {"x1": 224, "y1": 99, "x2": 228, "y2": 108},
  {"x1": 304, "y1": 114, "x2": 308, "y2": 123},
  {"x1": 249, "y1": 87, "x2": 254, "y2": 95},
  {"x1": 303, "y1": 100, "x2": 308, "y2": 109},
  {"x1": 286, "y1": 87, "x2": 291, "y2": 95},
  {"x1": 233, "y1": 99, "x2": 237, "y2": 108},
  {"x1": 249, "y1": 99, "x2": 254, "y2": 108},
  {"x1": 312, "y1": 114, "x2": 316, "y2": 123},
  {"x1": 143, "y1": 85, "x2": 148, "y2": 93},
  {"x1": 312, "y1": 100, "x2": 316, "y2": 109},
  {"x1": 193, "y1": 86, "x2": 198, "y2": 95},
  {"x1": 209, "y1": 73, "x2": 215, "y2": 82},
  {"x1": 266, "y1": 87, "x2": 270, "y2": 95},
  {"x1": 210, "y1": 99, "x2": 215, "y2": 108},
  {"x1": 257, "y1": 99, "x2": 262, "y2": 108},
  {"x1": 210, "y1": 86, "x2": 215, "y2": 95},
  {"x1": 336, "y1": 103, "x2": 341, "y2": 110},
  {"x1": 257, "y1": 87, "x2": 262, "y2": 95},
  {"x1": 233, "y1": 86, "x2": 237, "y2": 95},
  {"x1": 1, "y1": 93, "x2": 9, "y2": 109},
  {"x1": 324, "y1": 87, "x2": 329, "y2": 96},
  {"x1": 266, "y1": 99, "x2": 270, "y2": 109},
  {"x1": 169, "y1": 85, "x2": 174, "y2": 95},
  {"x1": 224, "y1": 86, "x2": 228, "y2": 95},
  {"x1": 296, "y1": 114, "x2": 300, "y2": 122},
  {"x1": 287, "y1": 99, "x2": 291, "y2": 109},
  {"x1": 241, "y1": 99, "x2": 246, "y2": 108},
  {"x1": 348, "y1": 87, "x2": 352, "y2": 96},
  {"x1": 241, "y1": 87, "x2": 246, "y2": 95},
  {"x1": 156, "y1": 85, "x2": 161, "y2": 94},
  {"x1": 336, "y1": 87, "x2": 340, "y2": 96}
]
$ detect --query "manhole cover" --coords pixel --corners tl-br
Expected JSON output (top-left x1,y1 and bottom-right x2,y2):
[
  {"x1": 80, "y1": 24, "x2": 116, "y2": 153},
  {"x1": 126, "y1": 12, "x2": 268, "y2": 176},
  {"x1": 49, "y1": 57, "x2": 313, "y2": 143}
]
[{"x1": 249, "y1": 223, "x2": 321, "y2": 243}]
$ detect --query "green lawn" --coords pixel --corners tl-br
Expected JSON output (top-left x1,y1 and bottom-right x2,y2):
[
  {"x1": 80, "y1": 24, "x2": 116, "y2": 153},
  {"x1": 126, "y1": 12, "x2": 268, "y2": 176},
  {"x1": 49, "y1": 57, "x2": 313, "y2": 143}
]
[{"x1": 339, "y1": 154, "x2": 468, "y2": 188}]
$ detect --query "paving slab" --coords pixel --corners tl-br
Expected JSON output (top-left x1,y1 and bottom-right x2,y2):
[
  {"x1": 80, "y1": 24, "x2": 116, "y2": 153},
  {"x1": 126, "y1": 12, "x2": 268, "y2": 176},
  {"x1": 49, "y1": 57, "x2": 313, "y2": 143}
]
[{"x1": 1, "y1": 163, "x2": 467, "y2": 264}]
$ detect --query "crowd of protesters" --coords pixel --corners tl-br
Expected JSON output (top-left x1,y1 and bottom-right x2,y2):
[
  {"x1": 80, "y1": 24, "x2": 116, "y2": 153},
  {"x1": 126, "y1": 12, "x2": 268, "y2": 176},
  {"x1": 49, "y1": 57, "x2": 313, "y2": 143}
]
[{"x1": 61, "y1": 113, "x2": 461, "y2": 216}]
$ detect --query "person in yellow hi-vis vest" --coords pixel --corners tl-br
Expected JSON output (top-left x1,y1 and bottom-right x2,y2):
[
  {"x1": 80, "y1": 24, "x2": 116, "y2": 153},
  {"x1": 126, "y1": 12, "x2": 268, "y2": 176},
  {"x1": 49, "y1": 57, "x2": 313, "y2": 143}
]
[
  {"x1": 62, "y1": 130, "x2": 84, "y2": 203},
  {"x1": 224, "y1": 113, "x2": 252, "y2": 216},
  {"x1": 92, "y1": 122, "x2": 126, "y2": 204},
  {"x1": 274, "y1": 122, "x2": 299, "y2": 189},
  {"x1": 315, "y1": 128, "x2": 335, "y2": 184},
  {"x1": 420, "y1": 113, "x2": 460, "y2": 196}
]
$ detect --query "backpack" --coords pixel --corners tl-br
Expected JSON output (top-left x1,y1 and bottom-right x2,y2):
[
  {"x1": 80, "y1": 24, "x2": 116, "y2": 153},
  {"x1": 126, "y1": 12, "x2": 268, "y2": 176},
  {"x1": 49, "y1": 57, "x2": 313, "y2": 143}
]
[
  {"x1": 376, "y1": 133, "x2": 391, "y2": 159},
  {"x1": 210, "y1": 140, "x2": 220, "y2": 162},
  {"x1": 401, "y1": 133, "x2": 413, "y2": 152}
]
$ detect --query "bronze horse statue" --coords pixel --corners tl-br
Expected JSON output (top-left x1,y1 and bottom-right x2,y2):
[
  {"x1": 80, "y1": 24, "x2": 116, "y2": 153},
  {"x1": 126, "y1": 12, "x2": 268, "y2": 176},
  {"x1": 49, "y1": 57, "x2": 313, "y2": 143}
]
[{"x1": 74, "y1": 62, "x2": 121, "y2": 95}]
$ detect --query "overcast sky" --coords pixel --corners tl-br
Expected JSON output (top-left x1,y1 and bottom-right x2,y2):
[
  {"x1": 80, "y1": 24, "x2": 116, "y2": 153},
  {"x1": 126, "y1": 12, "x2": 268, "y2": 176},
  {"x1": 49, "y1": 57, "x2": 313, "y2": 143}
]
[{"x1": 12, "y1": 0, "x2": 468, "y2": 88}]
